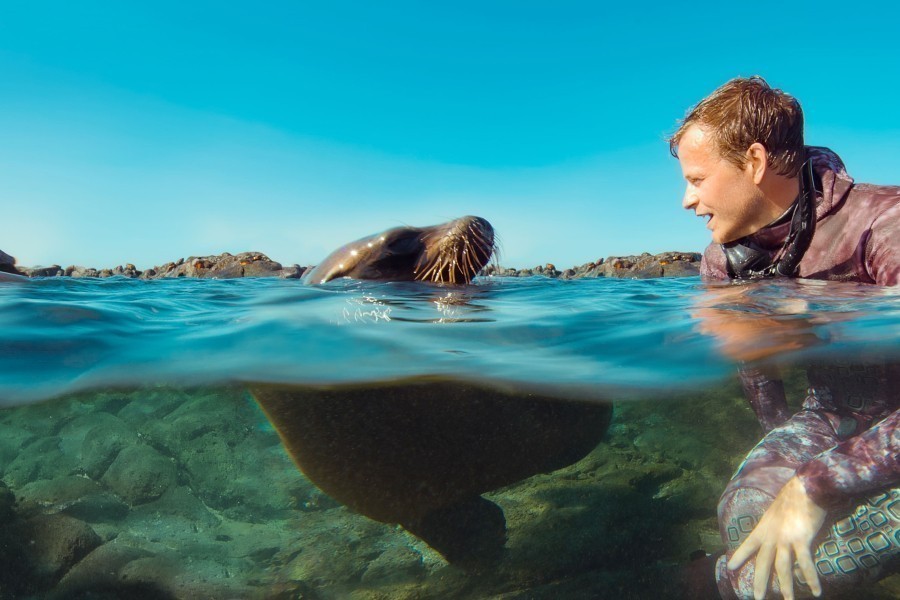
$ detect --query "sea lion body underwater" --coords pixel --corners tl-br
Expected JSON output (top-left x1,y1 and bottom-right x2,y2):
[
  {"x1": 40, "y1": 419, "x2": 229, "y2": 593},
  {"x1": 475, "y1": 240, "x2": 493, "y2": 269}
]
[
  {"x1": 254, "y1": 381, "x2": 612, "y2": 567},
  {"x1": 253, "y1": 215, "x2": 613, "y2": 567}
]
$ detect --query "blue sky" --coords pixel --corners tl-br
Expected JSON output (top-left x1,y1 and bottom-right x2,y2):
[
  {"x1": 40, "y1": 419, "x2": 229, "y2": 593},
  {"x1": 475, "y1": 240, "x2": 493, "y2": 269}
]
[{"x1": 1, "y1": 1, "x2": 898, "y2": 270}]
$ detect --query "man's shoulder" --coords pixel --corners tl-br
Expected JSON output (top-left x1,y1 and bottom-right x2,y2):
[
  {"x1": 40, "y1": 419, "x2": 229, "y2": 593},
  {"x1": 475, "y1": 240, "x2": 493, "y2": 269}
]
[{"x1": 840, "y1": 180, "x2": 900, "y2": 225}]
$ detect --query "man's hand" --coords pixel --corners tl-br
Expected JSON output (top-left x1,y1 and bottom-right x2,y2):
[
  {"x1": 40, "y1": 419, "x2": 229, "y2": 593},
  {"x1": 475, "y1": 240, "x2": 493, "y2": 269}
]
[{"x1": 727, "y1": 476, "x2": 827, "y2": 600}]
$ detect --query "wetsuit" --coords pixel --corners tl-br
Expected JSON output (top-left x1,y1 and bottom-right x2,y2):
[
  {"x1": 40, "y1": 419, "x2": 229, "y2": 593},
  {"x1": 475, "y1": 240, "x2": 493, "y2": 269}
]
[{"x1": 701, "y1": 148, "x2": 900, "y2": 598}]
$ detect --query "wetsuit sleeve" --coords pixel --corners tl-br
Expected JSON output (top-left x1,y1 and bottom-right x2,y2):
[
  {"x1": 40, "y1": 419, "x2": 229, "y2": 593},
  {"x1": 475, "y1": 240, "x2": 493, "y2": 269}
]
[
  {"x1": 700, "y1": 243, "x2": 729, "y2": 280},
  {"x1": 865, "y1": 201, "x2": 900, "y2": 286},
  {"x1": 795, "y1": 408, "x2": 900, "y2": 509},
  {"x1": 738, "y1": 365, "x2": 791, "y2": 433}
]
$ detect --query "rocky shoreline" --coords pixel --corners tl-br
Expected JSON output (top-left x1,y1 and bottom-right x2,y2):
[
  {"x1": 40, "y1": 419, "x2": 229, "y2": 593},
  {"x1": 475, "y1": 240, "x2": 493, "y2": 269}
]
[{"x1": 2, "y1": 250, "x2": 701, "y2": 280}]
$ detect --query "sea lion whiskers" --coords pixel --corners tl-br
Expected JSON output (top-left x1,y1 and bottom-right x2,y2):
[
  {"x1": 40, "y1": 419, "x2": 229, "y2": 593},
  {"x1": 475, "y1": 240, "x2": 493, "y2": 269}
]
[
  {"x1": 304, "y1": 215, "x2": 495, "y2": 284},
  {"x1": 416, "y1": 218, "x2": 495, "y2": 284}
]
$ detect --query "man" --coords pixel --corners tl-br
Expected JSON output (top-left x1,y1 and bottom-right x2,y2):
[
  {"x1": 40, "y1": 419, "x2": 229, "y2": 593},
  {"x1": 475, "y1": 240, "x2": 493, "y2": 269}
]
[{"x1": 670, "y1": 76, "x2": 900, "y2": 600}]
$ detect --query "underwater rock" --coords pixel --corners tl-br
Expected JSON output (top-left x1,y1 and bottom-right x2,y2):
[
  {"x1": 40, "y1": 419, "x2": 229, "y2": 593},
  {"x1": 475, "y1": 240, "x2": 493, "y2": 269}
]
[
  {"x1": 79, "y1": 418, "x2": 139, "y2": 479},
  {"x1": 4, "y1": 437, "x2": 79, "y2": 489},
  {"x1": 135, "y1": 390, "x2": 303, "y2": 520},
  {"x1": 0, "y1": 422, "x2": 37, "y2": 471},
  {"x1": 360, "y1": 544, "x2": 427, "y2": 585},
  {"x1": 102, "y1": 444, "x2": 177, "y2": 505},
  {"x1": 16, "y1": 475, "x2": 106, "y2": 513},
  {"x1": 60, "y1": 490, "x2": 131, "y2": 523},
  {"x1": 127, "y1": 485, "x2": 221, "y2": 531},
  {"x1": 0, "y1": 481, "x2": 16, "y2": 521},
  {"x1": 123, "y1": 553, "x2": 264, "y2": 599},
  {"x1": 18, "y1": 513, "x2": 102, "y2": 581},
  {"x1": 50, "y1": 541, "x2": 157, "y2": 599}
]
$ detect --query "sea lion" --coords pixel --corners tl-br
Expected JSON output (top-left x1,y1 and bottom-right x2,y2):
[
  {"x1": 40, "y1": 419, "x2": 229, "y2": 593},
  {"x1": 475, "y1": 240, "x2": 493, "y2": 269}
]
[
  {"x1": 255, "y1": 216, "x2": 610, "y2": 567},
  {"x1": 303, "y1": 215, "x2": 495, "y2": 284},
  {"x1": 252, "y1": 380, "x2": 612, "y2": 567}
]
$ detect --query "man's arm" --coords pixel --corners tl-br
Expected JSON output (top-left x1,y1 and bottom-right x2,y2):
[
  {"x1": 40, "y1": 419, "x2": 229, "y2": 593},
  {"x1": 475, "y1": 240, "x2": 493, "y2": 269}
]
[
  {"x1": 700, "y1": 243, "x2": 729, "y2": 280},
  {"x1": 730, "y1": 408, "x2": 900, "y2": 600},
  {"x1": 795, "y1": 408, "x2": 900, "y2": 508},
  {"x1": 865, "y1": 200, "x2": 900, "y2": 286},
  {"x1": 738, "y1": 365, "x2": 791, "y2": 433}
]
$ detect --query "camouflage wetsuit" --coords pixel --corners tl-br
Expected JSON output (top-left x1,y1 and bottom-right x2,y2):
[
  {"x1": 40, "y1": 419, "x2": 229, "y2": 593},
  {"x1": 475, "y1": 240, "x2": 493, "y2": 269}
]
[{"x1": 701, "y1": 148, "x2": 900, "y2": 599}]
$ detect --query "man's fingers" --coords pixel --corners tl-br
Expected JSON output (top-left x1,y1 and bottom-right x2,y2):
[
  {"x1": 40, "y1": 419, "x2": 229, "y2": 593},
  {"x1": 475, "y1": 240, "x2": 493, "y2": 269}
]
[
  {"x1": 728, "y1": 534, "x2": 760, "y2": 570},
  {"x1": 794, "y1": 546, "x2": 822, "y2": 597},
  {"x1": 775, "y1": 547, "x2": 794, "y2": 600},
  {"x1": 753, "y1": 544, "x2": 775, "y2": 600}
]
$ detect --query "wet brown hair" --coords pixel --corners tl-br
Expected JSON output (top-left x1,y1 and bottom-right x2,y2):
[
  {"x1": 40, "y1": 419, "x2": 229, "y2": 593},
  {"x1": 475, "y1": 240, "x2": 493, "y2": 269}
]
[{"x1": 669, "y1": 76, "x2": 805, "y2": 177}]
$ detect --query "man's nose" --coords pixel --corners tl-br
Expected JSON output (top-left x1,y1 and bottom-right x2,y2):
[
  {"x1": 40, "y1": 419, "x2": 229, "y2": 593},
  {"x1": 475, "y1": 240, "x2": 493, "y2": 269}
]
[{"x1": 682, "y1": 189, "x2": 698, "y2": 211}]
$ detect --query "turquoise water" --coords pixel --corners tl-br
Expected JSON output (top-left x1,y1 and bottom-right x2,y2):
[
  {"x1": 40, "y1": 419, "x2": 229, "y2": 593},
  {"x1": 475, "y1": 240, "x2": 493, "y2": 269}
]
[
  {"x1": 0, "y1": 275, "x2": 899, "y2": 599},
  {"x1": 2, "y1": 276, "x2": 898, "y2": 404}
]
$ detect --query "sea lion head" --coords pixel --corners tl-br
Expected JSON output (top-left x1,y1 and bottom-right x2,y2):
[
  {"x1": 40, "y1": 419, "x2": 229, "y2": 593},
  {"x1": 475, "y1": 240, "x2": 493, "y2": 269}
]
[{"x1": 304, "y1": 215, "x2": 496, "y2": 284}]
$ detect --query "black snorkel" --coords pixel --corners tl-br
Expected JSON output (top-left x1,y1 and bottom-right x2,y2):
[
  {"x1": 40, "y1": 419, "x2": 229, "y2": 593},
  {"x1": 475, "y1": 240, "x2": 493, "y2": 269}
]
[{"x1": 724, "y1": 158, "x2": 817, "y2": 280}]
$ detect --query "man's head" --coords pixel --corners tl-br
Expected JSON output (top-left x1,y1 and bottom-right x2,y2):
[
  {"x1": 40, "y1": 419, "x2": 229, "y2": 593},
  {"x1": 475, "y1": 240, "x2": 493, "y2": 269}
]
[{"x1": 670, "y1": 77, "x2": 805, "y2": 243}]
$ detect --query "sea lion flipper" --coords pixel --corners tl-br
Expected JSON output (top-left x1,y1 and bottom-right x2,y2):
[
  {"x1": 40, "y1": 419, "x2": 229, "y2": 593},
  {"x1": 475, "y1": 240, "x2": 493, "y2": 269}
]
[{"x1": 401, "y1": 495, "x2": 506, "y2": 570}]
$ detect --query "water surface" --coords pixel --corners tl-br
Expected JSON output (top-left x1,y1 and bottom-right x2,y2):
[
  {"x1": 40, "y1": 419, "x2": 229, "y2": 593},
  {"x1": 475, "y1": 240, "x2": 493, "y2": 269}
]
[{"x1": 0, "y1": 275, "x2": 898, "y2": 599}]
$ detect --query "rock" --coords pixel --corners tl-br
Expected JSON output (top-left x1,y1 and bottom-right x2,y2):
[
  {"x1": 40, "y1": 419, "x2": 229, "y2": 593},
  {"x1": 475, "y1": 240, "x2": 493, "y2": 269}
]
[
  {"x1": 58, "y1": 412, "x2": 131, "y2": 458},
  {"x1": 78, "y1": 417, "x2": 137, "y2": 479},
  {"x1": 0, "y1": 422, "x2": 37, "y2": 474},
  {"x1": 119, "y1": 555, "x2": 262, "y2": 600},
  {"x1": 16, "y1": 475, "x2": 105, "y2": 513},
  {"x1": 17, "y1": 249, "x2": 699, "y2": 281},
  {"x1": 360, "y1": 545, "x2": 426, "y2": 584},
  {"x1": 50, "y1": 541, "x2": 156, "y2": 599},
  {"x1": 279, "y1": 264, "x2": 308, "y2": 279},
  {"x1": 0, "y1": 480, "x2": 17, "y2": 521},
  {"x1": 60, "y1": 490, "x2": 131, "y2": 523},
  {"x1": 102, "y1": 445, "x2": 177, "y2": 505},
  {"x1": 0, "y1": 248, "x2": 23, "y2": 275},
  {"x1": 4, "y1": 437, "x2": 78, "y2": 488},
  {"x1": 65, "y1": 266, "x2": 100, "y2": 278},
  {"x1": 480, "y1": 251, "x2": 701, "y2": 280},
  {"x1": 18, "y1": 513, "x2": 102, "y2": 581},
  {"x1": 147, "y1": 252, "x2": 284, "y2": 279},
  {"x1": 24, "y1": 264, "x2": 65, "y2": 277}
]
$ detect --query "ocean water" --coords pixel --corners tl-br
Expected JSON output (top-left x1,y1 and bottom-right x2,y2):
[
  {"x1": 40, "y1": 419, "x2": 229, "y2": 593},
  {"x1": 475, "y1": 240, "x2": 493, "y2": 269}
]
[{"x1": 0, "y1": 275, "x2": 898, "y2": 599}]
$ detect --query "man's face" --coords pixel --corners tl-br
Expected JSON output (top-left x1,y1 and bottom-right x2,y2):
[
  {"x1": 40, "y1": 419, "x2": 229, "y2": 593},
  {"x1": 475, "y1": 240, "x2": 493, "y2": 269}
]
[{"x1": 677, "y1": 124, "x2": 765, "y2": 244}]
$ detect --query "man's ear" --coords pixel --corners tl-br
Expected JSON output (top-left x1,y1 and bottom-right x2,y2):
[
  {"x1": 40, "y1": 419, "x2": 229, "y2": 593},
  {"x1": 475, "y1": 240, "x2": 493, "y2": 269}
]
[{"x1": 745, "y1": 142, "x2": 768, "y2": 185}]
